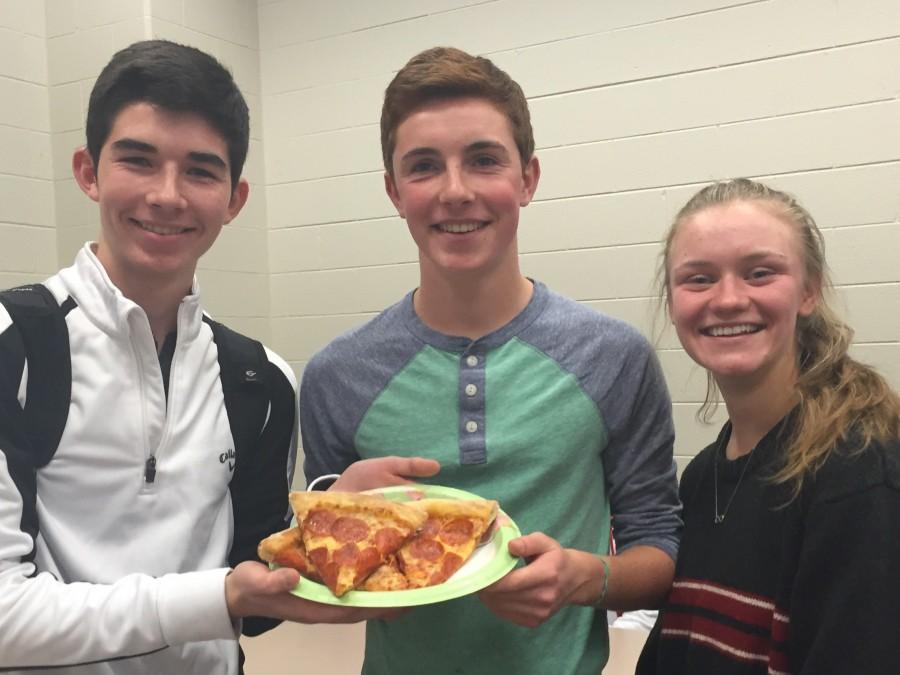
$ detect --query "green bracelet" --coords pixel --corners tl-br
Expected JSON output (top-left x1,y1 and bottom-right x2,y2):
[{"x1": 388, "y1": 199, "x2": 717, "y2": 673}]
[{"x1": 596, "y1": 556, "x2": 610, "y2": 607}]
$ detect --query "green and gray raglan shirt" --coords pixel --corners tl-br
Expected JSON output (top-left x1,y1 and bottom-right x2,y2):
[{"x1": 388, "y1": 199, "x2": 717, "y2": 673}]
[{"x1": 300, "y1": 280, "x2": 681, "y2": 675}]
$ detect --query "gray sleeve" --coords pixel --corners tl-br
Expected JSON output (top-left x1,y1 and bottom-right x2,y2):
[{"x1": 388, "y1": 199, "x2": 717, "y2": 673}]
[
  {"x1": 521, "y1": 296, "x2": 681, "y2": 560},
  {"x1": 299, "y1": 349, "x2": 363, "y2": 486},
  {"x1": 300, "y1": 306, "x2": 423, "y2": 486},
  {"x1": 600, "y1": 337, "x2": 681, "y2": 560}
]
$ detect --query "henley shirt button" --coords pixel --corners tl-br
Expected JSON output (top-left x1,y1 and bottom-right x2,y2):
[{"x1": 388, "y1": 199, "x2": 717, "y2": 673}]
[
  {"x1": 465, "y1": 384, "x2": 477, "y2": 396},
  {"x1": 465, "y1": 355, "x2": 478, "y2": 367},
  {"x1": 465, "y1": 420, "x2": 478, "y2": 433}
]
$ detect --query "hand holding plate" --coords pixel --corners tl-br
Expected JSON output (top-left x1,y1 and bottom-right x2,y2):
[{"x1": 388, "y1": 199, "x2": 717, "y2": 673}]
[
  {"x1": 225, "y1": 561, "x2": 401, "y2": 624},
  {"x1": 477, "y1": 532, "x2": 606, "y2": 628}
]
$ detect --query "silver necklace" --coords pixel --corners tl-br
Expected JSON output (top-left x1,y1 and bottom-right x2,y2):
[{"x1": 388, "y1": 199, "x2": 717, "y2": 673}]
[{"x1": 713, "y1": 435, "x2": 756, "y2": 524}]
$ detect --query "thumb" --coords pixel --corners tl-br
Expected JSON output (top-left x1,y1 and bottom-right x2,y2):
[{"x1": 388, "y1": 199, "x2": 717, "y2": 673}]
[
  {"x1": 268, "y1": 567, "x2": 301, "y2": 594},
  {"x1": 507, "y1": 532, "x2": 559, "y2": 560},
  {"x1": 403, "y1": 457, "x2": 440, "y2": 478}
]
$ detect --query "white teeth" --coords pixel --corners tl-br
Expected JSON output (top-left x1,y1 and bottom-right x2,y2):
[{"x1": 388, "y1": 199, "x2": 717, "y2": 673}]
[
  {"x1": 438, "y1": 222, "x2": 482, "y2": 234},
  {"x1": 707, "y1": 324, "x2": 760, "y2": 337},
  {"x1": 136, "y1": 221, "x2": 190, "y2": 236}
]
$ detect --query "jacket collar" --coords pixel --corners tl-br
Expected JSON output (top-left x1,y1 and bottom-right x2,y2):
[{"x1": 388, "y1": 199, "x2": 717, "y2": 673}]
[{"x1": 57, "y1": 243, "x2": 205, "y2": 343}]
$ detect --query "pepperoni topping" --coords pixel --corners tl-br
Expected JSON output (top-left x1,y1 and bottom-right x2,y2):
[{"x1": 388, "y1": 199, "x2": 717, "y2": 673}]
[
  {"x1": 442, "y1": 551, "x2": 464, "y2": 576},
  {"x1": 318, "y1": 562, "x2": 340, "y2": 593},
  {"x1": 374, "y1": 527, "x2": 404, "y2": 555},
  {"x1": 333, "y1": 542, "x2": 360, "y2": 566},
  {"x1": 353, "y1": 547, "x2": 382, "y2": 584},
  {"x1": 304, "y1": 509, "x2": 337, "y2": 536},
  {"x1": 307, "y1": 546, "x2": 329, "y2": 571},
  {"x1": 331, "y1": 516, "x2": 370, "y2": 543},
  {"x1": 438, "y1": 518, "x2": 474, "y2": 545},
  {"x1": 408, "y1": 536, "x2": 444, "y2": 561},
  {"x1": 429, "y1": 552, "x2": 464, "y2": 586},
  {"x1": 420, "y1": 518, "x2": 441, "y2": 537}
]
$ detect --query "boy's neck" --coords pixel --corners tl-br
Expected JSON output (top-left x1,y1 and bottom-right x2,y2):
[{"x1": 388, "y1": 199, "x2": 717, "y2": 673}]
[
  {"x1": 414, "y1": 269, "x2": 534, "y2": 340},
  {"x1": 95, "y1": 253, "x2": 192, "y2": 350},
  {"x1": 122, "y1": 279, "x2": 191, "y2": 350}
]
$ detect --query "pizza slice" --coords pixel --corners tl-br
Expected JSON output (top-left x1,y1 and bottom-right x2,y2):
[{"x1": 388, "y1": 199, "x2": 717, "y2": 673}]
[
  {"x1": 361, "y1": 555, "x2": 410, "y2": 592},
  {"x1": 289, "y1": 491, "x2": 428, "y2": 597},
  {"x1": 396, "y1": 498, "x2": 499, "y2": 589},
  {"x1": 257, "y1": 526, "x2": 320, "y2": 581}
]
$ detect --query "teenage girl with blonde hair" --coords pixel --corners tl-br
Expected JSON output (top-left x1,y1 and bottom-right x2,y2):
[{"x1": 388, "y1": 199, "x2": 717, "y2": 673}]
[{"x1": 637, "y1": 178, "x2": 900, "y2": 675}]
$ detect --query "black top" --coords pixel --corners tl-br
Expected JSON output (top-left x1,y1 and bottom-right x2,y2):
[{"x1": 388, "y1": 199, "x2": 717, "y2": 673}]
[{"x1": 638, "y1": 412, "x2": 900, "y2": 675}]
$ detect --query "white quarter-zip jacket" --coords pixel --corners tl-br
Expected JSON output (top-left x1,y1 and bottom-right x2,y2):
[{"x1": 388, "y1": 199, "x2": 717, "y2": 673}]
[{"x1": 0, "y1": 244, "x2": 298, "y2": 674}]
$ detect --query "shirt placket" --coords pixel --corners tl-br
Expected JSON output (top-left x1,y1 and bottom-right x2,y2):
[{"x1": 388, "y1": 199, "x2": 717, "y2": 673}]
[{"x1": 458, "y1": 346, "x2": 487, "y2": 464}]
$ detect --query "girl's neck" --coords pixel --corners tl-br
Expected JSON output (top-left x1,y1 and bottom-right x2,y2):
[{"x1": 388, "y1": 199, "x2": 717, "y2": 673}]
[{"x1": 719, "y1": 369, "x2": 800, "y2": 459}]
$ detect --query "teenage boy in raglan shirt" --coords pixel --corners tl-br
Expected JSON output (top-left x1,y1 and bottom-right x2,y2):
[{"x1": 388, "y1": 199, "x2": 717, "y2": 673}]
[
  {"x1": 300, "y1": 46, "x2": 682, "y2": 675},
  {"x1": 0, "y1": 40, "x2": 437, "y2": 675}
]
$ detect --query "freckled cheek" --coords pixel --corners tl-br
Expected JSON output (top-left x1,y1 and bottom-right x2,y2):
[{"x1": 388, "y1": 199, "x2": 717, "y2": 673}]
[
  {"x1": 396, "y1": 191, "x2": 432, "y2": 219},
  {"x1": 668, "y1": 295, "x2": 701, "y2": 331}
]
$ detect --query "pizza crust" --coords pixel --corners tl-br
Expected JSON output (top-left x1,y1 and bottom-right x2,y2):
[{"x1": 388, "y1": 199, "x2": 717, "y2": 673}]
[
  {"x1": 290, "y1": 491, "x2": 428, "y2": 531},
  {"x1": 257, "y1": 527, "x2": 319, "y2": 580},
  {"x1": 412, "y1": 498, "x2": 498, "y2": 524},
  {"x1": 257, "y1": 526, "x2": 299, "y2": 561}
]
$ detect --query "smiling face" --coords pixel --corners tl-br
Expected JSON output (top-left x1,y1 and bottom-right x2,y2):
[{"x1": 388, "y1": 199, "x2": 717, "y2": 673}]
[
  {"x1": 73, "y1": 102, "x2": 248, "y2": 294},
  {"x1": 667, "y1": 200, "x2": 819, "y2": 392},
  {"x1": 384, "y1": 97, "x2": 539, "y2": 284}
]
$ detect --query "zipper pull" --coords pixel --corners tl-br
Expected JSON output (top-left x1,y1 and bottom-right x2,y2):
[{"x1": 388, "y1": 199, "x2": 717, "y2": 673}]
[{"x1": 144, "y1": 455, "x2": 157, "y2": 483}]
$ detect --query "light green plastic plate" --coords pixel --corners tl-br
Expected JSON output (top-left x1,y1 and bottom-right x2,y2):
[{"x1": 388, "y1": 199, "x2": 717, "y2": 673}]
[{"x1": 283, "y1": 484, "x2": 520, "y2": 607}]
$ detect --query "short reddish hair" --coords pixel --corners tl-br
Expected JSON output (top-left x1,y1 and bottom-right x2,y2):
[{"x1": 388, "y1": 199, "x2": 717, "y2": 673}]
[{"x1": 381, "y1": 46, "x2": 534, "y2": 174}]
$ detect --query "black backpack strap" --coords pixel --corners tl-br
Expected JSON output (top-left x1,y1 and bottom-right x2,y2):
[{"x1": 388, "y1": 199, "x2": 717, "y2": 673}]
[
  {"x1": 204, "y1": 317, "x2": 269, "y2": 473},
  {"x1": 206, "y1": 317, "x2": 296, "y2": 638},
  {"x1": 0, "y1": 284, "x2": 72, "y2": 467}
]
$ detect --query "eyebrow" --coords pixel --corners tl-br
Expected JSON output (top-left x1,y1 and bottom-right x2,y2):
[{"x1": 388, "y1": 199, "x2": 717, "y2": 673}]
[
  {"x1": 466, "y1": 140, "x2": 508, "y2": 155},
  {"x1": 398, "y1": 140, "x2": 510, "y2": 164},
  {"x1": 673, "y1": 250, "x2": 788, "y2": 270},
  {"x1": 399, "y1": 146, "x2": 439, "y2": 163},
  {"x1": 111, "y1": 138, "x2": 156, "y2": 154},
  {"x1": 110, "y1": 138, "x2": 228, "y2": 170}
]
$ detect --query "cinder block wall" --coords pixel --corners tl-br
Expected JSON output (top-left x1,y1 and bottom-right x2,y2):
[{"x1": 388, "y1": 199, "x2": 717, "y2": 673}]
[
  {"x1": 0, "y1": 0, "x2": 56, "y2": 289},
  {"x1": 1, "y1": 0, "x2": 898, "y2": 471},
  {"x1": 258, "y1": 0, "x2": 900, "y2": 470},
  {"x1": 0, "y1": 0, "x2": 271, "y2": 343}
]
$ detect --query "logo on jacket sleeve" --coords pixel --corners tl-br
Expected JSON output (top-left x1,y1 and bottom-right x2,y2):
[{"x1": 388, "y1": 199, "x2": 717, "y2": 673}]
[{"x1": 219, "y1": 448, "x2": 236, "y2": 472}]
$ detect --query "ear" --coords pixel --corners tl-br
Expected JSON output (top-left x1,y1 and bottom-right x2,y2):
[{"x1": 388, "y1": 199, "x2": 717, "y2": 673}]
[
  {"x1": 72, "y1": 147, "x2": 100, "y2": 202},
  {"x1": 384, "y1": 171, "x2": 405, "y2": 218},
  {"x1": 798, "y1": 278, "x2": 820, "y2": 318},
  {"x1": 519, "y1": 155, "x2": 541, "y2": 207},
  {"x1": 224, "y1": 178, "x2": 250, "y2": 224}
]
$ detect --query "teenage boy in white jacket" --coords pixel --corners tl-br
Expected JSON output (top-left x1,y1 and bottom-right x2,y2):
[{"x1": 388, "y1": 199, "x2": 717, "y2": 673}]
[{"x1": 0, "y1": 40, "x2": 437, "y2": 674}]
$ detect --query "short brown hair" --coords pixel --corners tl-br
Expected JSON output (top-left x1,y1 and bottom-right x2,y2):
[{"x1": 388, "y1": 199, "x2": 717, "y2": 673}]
[{"x1": 380, "y1": 46, "x2": 534, "y2": 174}]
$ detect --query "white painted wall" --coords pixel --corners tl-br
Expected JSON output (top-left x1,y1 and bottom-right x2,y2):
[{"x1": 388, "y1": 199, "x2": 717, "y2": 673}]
[
  {"x1": 257, "y1": 0, "x2": 900, "y2": 469},
  {"x1": 2, "y1": 2, "x2": 898, "y2": 672},
  {"x1": 1, "y1": 0, "x2": 896, "y2": 477},
  {"x1": 0, "y1": 0, "x2": 270, "y2": 341},
  {"x1": 0, "y1": 0, "x2": 55, "y2": 289}
]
